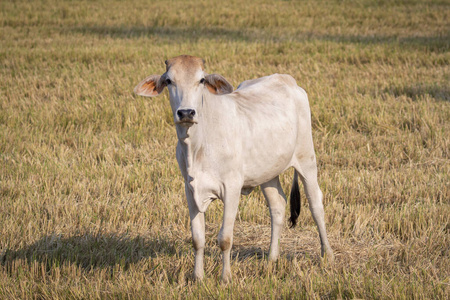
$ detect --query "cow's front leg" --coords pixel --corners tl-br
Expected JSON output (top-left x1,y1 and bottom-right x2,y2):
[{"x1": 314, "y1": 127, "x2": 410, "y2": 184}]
[
  {"x1": 218, "y1": 188, "x2": 240, "y2": 283},
  {"x1": 185, "y1": 185, "x2": 206, "y2": 280}
]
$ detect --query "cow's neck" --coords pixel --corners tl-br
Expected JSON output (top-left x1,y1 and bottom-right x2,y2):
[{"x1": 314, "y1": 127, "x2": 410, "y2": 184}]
[
  {"x1": 175, "y1": 93, "x2": 236, "y2": 211},
  {"x1": 176, "y1": 98, "x2": 218, "y2": 212},
  {"x1": 176, "y1": 92, "x2": 228, "y2": 176},
  {"x1": 177, "y1": 124, "x2": 204, "y2": 175},
  {"x1": 176, "y1": 96, "x2": 209, "y2": 177}
]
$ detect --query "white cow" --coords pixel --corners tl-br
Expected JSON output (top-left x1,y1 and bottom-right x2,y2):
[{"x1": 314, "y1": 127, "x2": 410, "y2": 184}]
[{"x1": 134, "y1": 55, "x2": 333, "y2": 283}]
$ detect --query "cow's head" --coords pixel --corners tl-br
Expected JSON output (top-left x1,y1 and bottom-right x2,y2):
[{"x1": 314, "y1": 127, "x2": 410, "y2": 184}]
[{"x1": 134, "y1": 55, "x2": 233, "y2": 127}]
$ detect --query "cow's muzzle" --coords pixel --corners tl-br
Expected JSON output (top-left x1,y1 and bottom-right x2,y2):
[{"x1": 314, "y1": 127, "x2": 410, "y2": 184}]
[{"x1": 176, "y1": 109, "x2": 197, "y2": 126}]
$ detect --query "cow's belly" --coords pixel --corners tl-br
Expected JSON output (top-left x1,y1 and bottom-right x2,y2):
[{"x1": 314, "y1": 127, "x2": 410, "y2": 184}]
[
  {"x1": 241, "y1": 135, "x2": 296, "y2": 187},
  {"x1": 242, "y1": 155, "x2": 293, "y2": 187}
]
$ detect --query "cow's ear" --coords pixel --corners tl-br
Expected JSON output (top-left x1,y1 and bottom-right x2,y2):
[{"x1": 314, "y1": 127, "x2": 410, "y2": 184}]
[
  {"x1": 134, "y1": 74, "x2": 167, "y2": 97},
  {"x1": 204, "y1": 74, "x2": 233, "y2": 95}
]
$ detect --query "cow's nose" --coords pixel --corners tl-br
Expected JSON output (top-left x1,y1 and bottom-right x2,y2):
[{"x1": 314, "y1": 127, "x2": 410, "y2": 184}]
[{"x1": 177, "y1": 109, "x2": 196, "y2": 120}]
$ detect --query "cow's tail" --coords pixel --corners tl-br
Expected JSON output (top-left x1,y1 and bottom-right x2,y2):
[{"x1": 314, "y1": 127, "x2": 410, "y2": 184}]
[{"x1": 289, "y1": 171, "x2": 301, "y2": 228}]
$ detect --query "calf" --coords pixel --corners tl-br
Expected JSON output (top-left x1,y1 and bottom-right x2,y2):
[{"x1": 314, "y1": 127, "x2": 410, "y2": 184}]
[{"x1": 134, "y1": 55, "x2": 333, "y2": 283}]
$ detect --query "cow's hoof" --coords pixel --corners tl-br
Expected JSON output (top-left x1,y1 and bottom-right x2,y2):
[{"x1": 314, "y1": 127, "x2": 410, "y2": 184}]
[
  {"x1": 321, "y1": 249, "x2": 335, "y2": 264},
  {"x1": 221, "y1": 273, "x2": 232, "y2": 284},
  {"x1": 192, "y1": 272, "x2": 204, "y2": 282}
]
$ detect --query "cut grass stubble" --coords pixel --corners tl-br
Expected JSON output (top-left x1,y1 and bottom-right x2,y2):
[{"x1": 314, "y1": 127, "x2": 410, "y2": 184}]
[{"x1": 0, "y1": 0, "x2": 449, "y2": 298}]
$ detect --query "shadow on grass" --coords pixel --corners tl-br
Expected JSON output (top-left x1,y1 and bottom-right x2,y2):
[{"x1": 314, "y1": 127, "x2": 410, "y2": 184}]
[
  {"x1": 232, "y1": 246, "x2": 266, "y2": 261},
  {"x1": 231, "y1": 246, "x2": 320, "y2": 265},
  {"x1": 358, "y1": 82, "x2": 450, "y2": 102},
  {"x1": 385, "y1": 83, "x2": 450, "y2": 101},
  {"x1": 68, "y1": 25, "x2": 251, "y2": 42},
  {"x1": 68, "y1": 25, "x2": 449, "y2": 52},
  {"x1": 315, "y1": 34, "x2": 449, "y2": 52},
  {"x1": 0, "y1": 233, "x2": 180, "y2": 271}
]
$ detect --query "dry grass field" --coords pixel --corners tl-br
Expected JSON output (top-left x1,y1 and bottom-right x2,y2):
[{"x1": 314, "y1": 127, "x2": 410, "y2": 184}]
[{"x1": 1, "y1": 0, "x2": 449, "y2": 298}]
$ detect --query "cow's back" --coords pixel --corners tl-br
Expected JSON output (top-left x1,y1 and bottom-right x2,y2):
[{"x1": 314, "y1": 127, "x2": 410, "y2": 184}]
[{"x1": 229, "y1": 74, "x2": 312, "y2": 187}]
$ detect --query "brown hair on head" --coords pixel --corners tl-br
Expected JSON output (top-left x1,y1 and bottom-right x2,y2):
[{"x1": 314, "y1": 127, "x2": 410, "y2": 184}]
[{"x1": 164, "y1": 55, "x2": 205, "y2": 71}]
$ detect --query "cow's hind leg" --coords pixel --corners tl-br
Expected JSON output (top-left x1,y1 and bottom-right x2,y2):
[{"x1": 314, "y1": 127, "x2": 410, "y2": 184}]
[
  {"x1": 296, "y1": 159, "x2": 334, "y2": 261},
  {"x1": 261, "y1": 176, "x2": 286, "y2": 261}
]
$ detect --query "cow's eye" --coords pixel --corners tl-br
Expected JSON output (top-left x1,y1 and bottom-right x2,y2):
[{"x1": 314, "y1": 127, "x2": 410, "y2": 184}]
[
  {"x1": 200, "y1": 78, "x2": 205, "y2": 84},
  {"x1": 165, "y1": 78, "x2": 172, "y2": 85}
]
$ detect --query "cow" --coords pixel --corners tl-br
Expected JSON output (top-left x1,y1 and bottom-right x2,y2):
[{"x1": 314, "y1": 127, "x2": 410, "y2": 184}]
[{"x1": 134, "y1": 55, "x2": 333, "y2": 283}]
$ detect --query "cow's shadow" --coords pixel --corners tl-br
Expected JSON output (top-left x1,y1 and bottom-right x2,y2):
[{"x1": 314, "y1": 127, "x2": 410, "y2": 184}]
[
  {"x1": 231, "y1": 246, "x2": 318, "y2": 264},
  {"x1": 1, "y1": 231, "x2": 319, "y2": 273},
  {"x1": 232, "y1": 246, "x2": 266, "y2": 261},
  {"x1": 0, "y1": 232, "x2": 179, "y2": 271}
]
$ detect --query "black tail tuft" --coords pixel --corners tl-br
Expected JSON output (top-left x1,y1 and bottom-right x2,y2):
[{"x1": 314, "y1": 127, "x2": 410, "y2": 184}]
[{"x1": 289, "y1": 171, "x2": 301, "y2": 228}]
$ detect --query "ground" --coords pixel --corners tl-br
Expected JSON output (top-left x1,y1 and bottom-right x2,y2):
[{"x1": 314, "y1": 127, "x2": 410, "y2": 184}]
[{"x1": 0, "y1": 0, "x2": 449, "y2": 298}]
